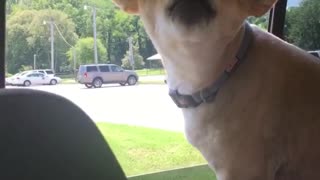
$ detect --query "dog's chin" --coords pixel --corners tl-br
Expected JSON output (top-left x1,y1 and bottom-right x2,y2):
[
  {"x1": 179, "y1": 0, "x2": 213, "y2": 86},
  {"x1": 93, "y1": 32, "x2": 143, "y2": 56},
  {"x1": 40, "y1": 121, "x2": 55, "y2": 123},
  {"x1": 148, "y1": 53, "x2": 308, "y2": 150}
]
[{"x1": 166, "y1": 0, "x2": 215, "y2": 27}]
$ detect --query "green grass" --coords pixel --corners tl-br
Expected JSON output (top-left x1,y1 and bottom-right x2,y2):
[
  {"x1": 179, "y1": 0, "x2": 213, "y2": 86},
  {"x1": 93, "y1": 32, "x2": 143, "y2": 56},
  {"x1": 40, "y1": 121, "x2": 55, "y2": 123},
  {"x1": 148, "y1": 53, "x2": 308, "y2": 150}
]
[
  {"x1": 128, "y1": 165, "x2": 216, "y2": 180},
  {"x1": 61, "y1": 78, "x2": 76, "y2": 84},
  {"x1": 136, "y1": 69, "x2": 166, "y2": 76},
  {"x1": 96, "y1": 123, "x2": 207, "y2": 177},
  {"x1": 58, "y1": 74, "x2": 75, "y2": 79}
]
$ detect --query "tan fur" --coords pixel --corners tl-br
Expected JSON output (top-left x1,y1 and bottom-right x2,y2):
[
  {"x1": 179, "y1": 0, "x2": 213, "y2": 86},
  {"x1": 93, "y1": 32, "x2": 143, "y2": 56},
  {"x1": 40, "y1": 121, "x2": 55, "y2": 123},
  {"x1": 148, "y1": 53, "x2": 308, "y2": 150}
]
[{"x1": 113, "y1": 0, "x2": 320, "y2": 179}]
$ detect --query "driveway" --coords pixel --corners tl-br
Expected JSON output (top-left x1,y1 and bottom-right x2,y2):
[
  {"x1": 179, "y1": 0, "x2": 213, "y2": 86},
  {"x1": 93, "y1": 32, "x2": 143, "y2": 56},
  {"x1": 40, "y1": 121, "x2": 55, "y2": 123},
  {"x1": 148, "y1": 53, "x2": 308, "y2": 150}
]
[{"x1": 8, "y1": 84, "x2": 184, "y2": 132}]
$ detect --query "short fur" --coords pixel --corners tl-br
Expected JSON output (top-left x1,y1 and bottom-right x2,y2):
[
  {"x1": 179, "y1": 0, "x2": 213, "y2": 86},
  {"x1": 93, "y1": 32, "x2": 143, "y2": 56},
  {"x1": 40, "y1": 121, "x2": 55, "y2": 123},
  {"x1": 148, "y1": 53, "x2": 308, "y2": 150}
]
[{"x1": 113, "y1": 0, "x2": 320, "y2": 179}]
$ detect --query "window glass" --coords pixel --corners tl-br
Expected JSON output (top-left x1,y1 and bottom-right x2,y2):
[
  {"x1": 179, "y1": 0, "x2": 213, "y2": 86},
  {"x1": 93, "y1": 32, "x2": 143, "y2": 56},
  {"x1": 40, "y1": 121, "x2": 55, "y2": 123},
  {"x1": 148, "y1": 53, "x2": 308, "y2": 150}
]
[
  {"x1": 99, "y1": 66, "x2": 110, "y2": 72},
  {"x1": 111, "y1": 66, "x2": 122, "y2": 72},
  {"x1": 247, "y1": 12, "x2": 270, "y2": 31},
  {"x1": 46, "y1": 70, "x2": 54, "y2": 75},
  {"x1": 79, "y1": 66, "x2": 86, "y2": 73},
  {"x1": 27, "y1": 73, "x2": 36, "y2": 77},
  {"x1": 5, "y1": 0, "x2": 204, "y2": 176},
  {"x1": 86, "y1": 66, "x2": 98, "y2": 72},
  {"x1": 285, "y1": 0, "x2": 320, "y2": 55}
]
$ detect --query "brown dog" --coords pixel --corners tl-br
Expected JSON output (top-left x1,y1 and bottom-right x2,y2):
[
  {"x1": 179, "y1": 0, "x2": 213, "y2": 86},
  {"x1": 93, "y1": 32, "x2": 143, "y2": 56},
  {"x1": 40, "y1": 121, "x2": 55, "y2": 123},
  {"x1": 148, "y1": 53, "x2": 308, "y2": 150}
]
[{"x1": 113, "y1": 0, "x2": 320, "y2": 179}]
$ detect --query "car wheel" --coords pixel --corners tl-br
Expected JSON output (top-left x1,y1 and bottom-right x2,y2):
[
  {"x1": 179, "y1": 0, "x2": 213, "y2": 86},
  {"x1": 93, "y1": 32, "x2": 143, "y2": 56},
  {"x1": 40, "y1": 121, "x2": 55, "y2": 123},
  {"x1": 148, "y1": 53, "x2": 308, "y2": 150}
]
[
  {"x1": 50, "y1": 79, "x2": 58, "y2": 85},
  {"x1": 127, "y1": 76, "x2": 137, "y2": 86},
  {"x1": 93, "y1": 78, "x2": 103, "y2": 88},
  {"x1": 24, "y1": 80, "x2": 31, "y2": 87},
  {"x1": 85, "y1": 84, "x2": 93, "y2": 88},
  {"x1": 120, "y1": 83, "x2": 126, "y2": 86}
]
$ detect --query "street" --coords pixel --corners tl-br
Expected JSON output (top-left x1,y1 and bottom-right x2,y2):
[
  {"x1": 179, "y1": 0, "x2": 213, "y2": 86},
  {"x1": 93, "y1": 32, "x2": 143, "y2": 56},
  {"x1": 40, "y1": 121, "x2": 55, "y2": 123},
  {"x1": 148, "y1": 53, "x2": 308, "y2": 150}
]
[{"x1": 7, "y1": 84, "x2": 185, "y2": 132}]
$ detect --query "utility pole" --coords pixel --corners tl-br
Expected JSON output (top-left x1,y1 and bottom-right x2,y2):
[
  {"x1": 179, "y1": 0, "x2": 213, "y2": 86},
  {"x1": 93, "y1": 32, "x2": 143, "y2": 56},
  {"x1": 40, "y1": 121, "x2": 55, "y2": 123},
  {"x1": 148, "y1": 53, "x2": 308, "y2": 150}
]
[
  {"x1": 85, "y1": 5, "x2": 98, "y2": 64},
  {"x1": 128, "y1": 37, "x2": 135, "y2": 70},
  {"x1": 73, "y1": 48, "x2": 77, "y2": 75},
  {"x1": 93, "y1": 7, "x2": 98, "y2": 64},
  {"x1": 33, "y1": 54, "x2": 37, "y2": 70},
  {"x1": 44, "y1": 18, "x2": 55, "y2": 72},
  {"x1": 50, "y1": 18, "x2": 55, "y2": 71}
]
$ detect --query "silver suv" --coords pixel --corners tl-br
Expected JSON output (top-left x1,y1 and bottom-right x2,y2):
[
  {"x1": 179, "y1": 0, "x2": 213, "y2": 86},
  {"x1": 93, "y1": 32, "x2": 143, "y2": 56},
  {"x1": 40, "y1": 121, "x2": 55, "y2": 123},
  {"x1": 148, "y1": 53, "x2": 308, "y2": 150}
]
[{"x1": 77, "y1": 64, "x2": 139, "y2": 88}]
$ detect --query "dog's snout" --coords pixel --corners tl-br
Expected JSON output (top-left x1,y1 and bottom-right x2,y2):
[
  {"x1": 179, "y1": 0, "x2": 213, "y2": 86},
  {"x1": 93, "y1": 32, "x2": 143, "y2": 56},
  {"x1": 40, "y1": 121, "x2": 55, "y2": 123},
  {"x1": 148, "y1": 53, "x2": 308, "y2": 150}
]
[{"x1": 167, "y1": 0, "x2": 215, "y2": 26}]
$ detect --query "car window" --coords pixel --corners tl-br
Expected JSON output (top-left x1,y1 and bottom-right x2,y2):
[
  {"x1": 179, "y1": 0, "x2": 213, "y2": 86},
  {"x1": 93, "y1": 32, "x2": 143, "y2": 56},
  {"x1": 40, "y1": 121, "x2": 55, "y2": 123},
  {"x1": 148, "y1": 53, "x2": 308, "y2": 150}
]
[
  {"x1": 27, "y1": 73, "x2": 36, "y2": 77},
  {"x1": 99, "y1": 65, "x2": 110, "y2": 72},
  {"x1": 39, "y1": 71, "x2": 45, "y2": 74},
  {"x1": 86, "y1": 66, "x2": 98, "y2": 72},
  {"x1": 45, "y1": 70, "x2": 54, "y2": 75},
  {"x1": 111, "y1": 65, "x2": 122, "y2": 72},
  {"x1": 79, "y1": 66, "x2": 86, "y2": 73}
]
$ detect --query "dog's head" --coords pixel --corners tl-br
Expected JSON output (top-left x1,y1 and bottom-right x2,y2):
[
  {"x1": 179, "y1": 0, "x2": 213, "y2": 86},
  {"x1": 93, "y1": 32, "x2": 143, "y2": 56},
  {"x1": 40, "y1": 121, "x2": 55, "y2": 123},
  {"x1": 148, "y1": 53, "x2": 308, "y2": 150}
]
[
  {"x1": 113, "y1": 0, "x2": 277, "y2": 88},
  {"x1": 113, "y1": 0, "x2": 276, "y2": 35}
]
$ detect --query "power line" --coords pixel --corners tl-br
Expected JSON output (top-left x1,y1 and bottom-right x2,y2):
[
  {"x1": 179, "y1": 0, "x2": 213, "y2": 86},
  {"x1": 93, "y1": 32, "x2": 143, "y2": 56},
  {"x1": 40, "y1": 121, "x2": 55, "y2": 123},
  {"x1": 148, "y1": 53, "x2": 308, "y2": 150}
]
[{"x1": 53, "y1": 22, "x2": 74, "y2": 48}]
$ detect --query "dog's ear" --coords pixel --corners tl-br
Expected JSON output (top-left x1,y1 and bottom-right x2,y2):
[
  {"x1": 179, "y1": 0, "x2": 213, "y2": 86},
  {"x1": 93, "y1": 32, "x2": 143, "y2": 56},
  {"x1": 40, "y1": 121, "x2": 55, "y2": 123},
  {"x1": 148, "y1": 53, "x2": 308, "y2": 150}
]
[
  {"x1": 246, "y1": 0, "x2": 278, "y2": 16},
  {"x1": 112, "y1": 0, "x2": 139, "y2": 14}
]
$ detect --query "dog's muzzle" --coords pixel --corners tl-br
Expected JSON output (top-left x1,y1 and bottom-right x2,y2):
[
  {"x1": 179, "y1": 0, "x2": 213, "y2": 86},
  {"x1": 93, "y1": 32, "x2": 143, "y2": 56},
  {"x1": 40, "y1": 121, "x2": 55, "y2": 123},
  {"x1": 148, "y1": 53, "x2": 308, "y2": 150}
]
[{"x1": 167, "y1": 0, "x2": 215, "y2": 26}]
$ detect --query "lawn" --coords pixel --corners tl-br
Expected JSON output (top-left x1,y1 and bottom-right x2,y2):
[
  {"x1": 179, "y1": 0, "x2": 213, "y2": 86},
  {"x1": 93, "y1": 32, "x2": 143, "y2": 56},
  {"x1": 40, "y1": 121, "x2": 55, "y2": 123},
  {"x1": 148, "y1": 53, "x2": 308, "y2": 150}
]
[
  {"x1": 96, "y1": 123, "x2": 207, "y2": 177},
  {"x1": 136, "y1": 69, "x2": 166, "y2": 76}
]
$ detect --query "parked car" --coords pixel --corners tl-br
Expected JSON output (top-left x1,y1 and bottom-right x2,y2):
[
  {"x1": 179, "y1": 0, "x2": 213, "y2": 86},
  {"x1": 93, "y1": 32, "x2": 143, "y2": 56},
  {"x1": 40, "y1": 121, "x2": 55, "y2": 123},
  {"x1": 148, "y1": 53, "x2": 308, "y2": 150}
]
[
  {"x1": 77, "y1": 64, "x2": 139, "y2": 88},
  {"x1": 8, "y1": 71, "x2": 61, "y2": 86},
  {"x1": 6, "y1": 72, "x2": 27, "y2": 85}
]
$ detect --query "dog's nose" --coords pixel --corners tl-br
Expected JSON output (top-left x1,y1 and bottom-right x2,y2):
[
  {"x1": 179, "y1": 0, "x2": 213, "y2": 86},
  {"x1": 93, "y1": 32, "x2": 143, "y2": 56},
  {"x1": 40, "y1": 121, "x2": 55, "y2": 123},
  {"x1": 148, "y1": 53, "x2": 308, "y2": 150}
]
[{"x1": 167, "y1": 0, "x2": 215, "y2": 26}]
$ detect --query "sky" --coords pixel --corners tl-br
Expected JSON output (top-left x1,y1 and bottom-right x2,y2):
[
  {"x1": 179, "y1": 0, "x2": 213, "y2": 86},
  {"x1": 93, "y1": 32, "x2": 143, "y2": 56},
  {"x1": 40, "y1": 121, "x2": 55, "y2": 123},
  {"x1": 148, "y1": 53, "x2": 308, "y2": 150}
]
[{"x1": 287, "y1": 0, "x2": 302, "y2": 7}]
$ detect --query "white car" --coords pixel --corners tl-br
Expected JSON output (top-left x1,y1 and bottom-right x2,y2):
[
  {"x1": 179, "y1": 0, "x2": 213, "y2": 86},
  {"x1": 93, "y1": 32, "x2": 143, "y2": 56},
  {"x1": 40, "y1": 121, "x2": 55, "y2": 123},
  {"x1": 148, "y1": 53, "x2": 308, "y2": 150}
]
[
  {"x1": 6, "y1": 72, "x2": 27, "y2": 85},
  {"x1": 7, "y1": 72, "x2": 61, "y2": 86}
]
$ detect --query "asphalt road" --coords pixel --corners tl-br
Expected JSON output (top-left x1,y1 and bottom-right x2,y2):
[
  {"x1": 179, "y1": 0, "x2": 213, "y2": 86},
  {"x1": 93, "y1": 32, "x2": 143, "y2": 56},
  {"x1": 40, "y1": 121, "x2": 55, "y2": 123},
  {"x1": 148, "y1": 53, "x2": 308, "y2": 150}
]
[{"x1": 8, "y1": 84, "x2": 185, "y2": 132}]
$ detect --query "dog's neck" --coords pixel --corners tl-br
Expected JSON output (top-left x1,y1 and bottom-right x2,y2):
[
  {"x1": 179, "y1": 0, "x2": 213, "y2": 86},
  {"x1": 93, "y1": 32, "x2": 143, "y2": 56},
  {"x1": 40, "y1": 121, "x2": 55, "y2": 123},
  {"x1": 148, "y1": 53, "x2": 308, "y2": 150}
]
[{"x1": 163, "y1": 24, "x2": 246, "y2": 95}]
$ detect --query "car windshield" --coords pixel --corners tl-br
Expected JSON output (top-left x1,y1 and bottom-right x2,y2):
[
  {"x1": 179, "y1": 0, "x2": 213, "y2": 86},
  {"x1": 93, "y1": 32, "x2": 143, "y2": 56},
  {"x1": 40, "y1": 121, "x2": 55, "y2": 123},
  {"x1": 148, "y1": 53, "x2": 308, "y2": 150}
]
[{"x1": 19, "y1": 72, "x2": 28, "y2": 76}]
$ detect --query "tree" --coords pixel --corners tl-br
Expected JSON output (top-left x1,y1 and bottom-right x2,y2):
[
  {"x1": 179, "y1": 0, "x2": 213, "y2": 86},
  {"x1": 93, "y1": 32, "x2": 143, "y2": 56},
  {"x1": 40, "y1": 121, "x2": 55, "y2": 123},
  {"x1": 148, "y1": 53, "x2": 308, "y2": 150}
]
[
  {"x1": 67, "y1": 37, "x2": 108, "y2": 67},
  {"x1": 247, "y1": 13, "x2": 269, "y2": 31},
  {"x1": 6, "y1": 9, "x2": 78, "y2": 73},
  {"x1": 121, "y1": 45, "x2": 145, "y2": 70},
  {"x1": 285, "y1": 0, "x2": 320, "y2": 50},
  {"x1": 6, "y1": 0, "x2": 157, "y2": 74}
]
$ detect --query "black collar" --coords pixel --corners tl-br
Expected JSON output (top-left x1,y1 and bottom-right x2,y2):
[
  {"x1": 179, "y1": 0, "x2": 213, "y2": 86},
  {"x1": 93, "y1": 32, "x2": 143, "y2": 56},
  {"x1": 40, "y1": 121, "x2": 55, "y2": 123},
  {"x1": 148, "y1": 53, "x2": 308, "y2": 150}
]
[{"x1": 169, "y1": 22, "x2": 253, "y2": 108}]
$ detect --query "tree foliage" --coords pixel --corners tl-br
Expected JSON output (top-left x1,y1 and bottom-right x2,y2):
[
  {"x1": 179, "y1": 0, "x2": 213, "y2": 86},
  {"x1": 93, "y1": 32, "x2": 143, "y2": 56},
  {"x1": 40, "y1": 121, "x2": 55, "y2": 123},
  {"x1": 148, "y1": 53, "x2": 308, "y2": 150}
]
[
  {"x1": 6, "y1": 0, "x2": 157, "y2": 74},
  {"x1": 67, "y1": 37, "x2": 107, "y2": 67},
  {"x1": 121, "y1": 45, "x2": 144, "y2": 70},
  {"x1": 285, "y1": 0, "x2": 320, "y2": 50},
  {"x1": 6, "y1": 9, "x2": 77, "y2": 73}
]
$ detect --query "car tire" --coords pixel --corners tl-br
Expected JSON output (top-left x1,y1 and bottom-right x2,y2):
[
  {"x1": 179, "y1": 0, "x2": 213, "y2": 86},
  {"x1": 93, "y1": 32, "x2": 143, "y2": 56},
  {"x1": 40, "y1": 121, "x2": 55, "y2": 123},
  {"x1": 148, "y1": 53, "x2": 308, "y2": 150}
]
[
  {"x1": 127, "y1": 76, "x2": 137, "y2": 86},
  {"x1": 50, "y1": 79, "x2": 58, "y2": 85},
  {"x1": 24, "y1": 80, "x2": 31, "y2": 87},
  {"x1": 85, "y1": 84, "x2": 93, "y2": 88},
  {"x1": 93, "y1": 78, "x2": 103, "y2": 88},
  {"x1": 120, "y1": 83, "x2": 126, "y2": 86}
]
